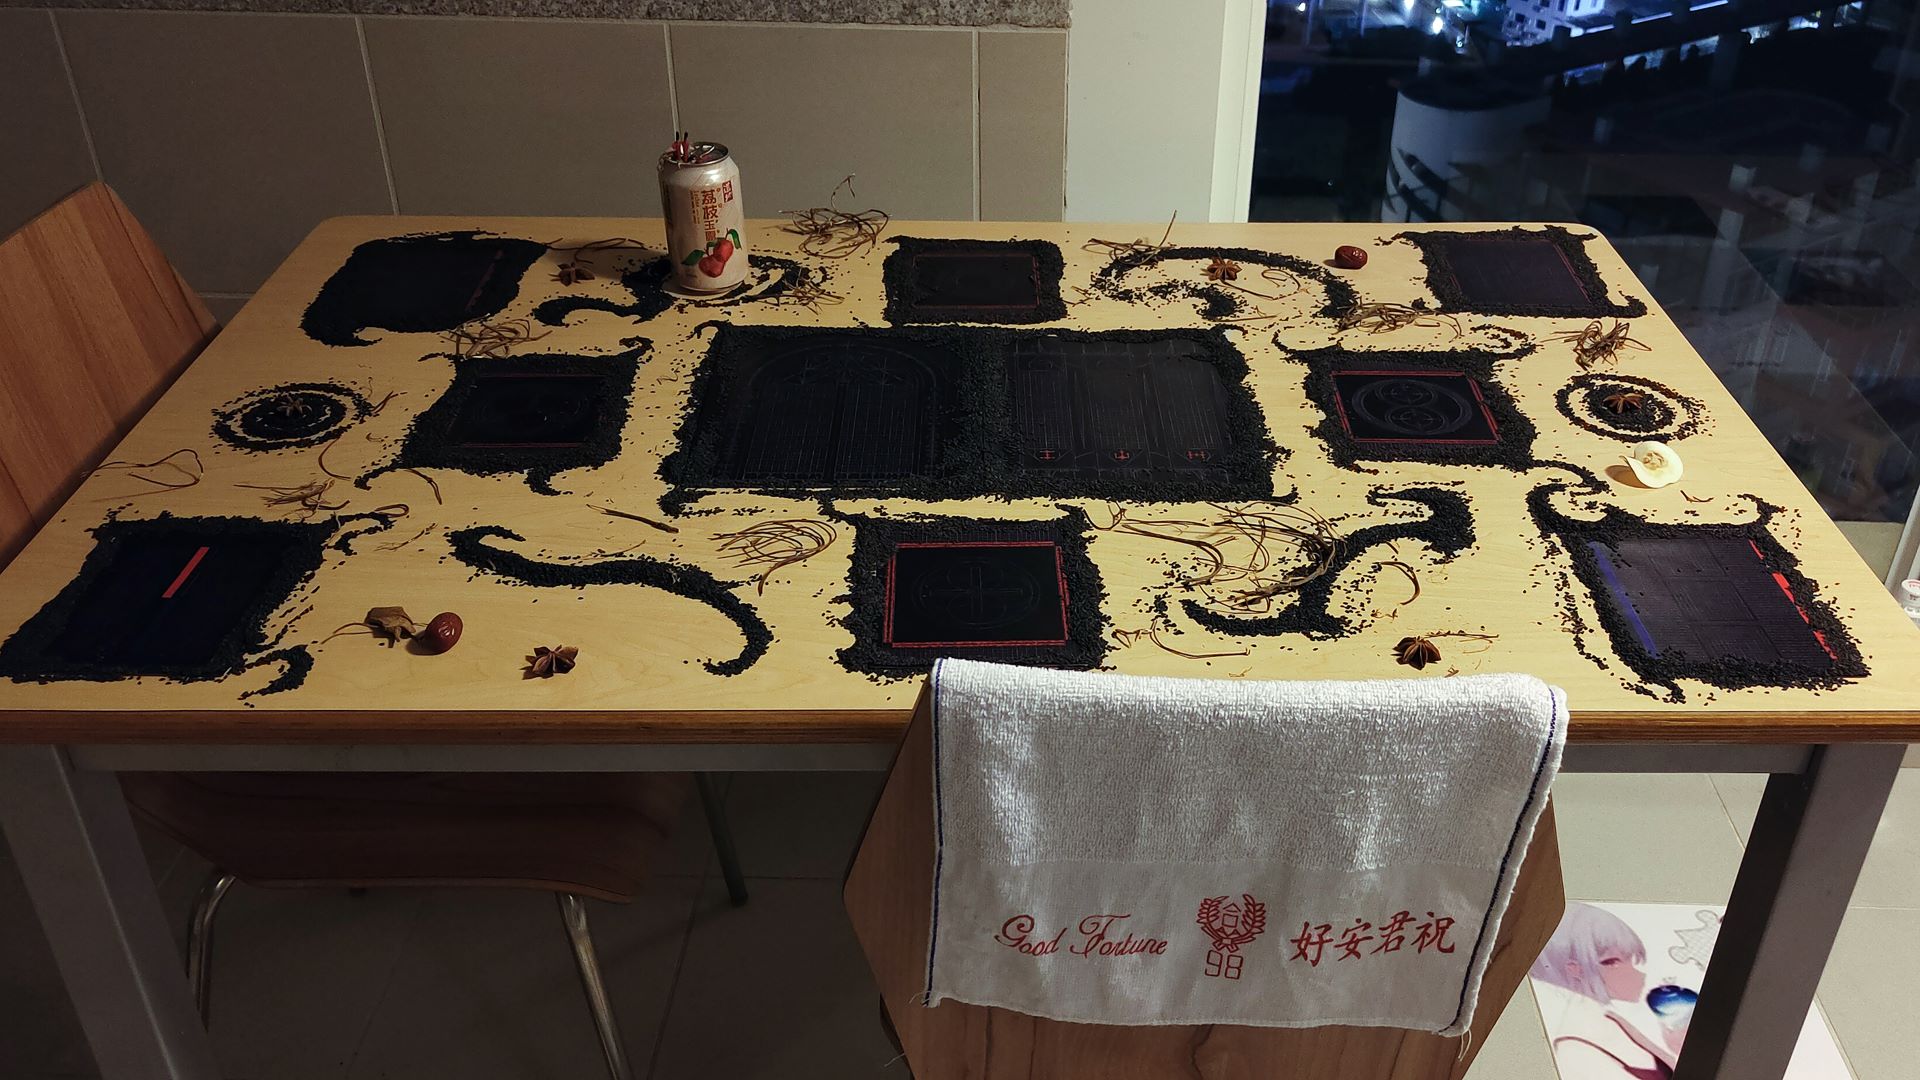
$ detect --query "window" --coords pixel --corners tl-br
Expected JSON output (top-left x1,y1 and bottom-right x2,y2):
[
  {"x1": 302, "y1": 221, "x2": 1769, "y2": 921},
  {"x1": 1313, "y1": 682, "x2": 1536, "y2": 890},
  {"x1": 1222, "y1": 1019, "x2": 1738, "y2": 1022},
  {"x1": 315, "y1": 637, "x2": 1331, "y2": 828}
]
[{"x1": 1251, "y1": 1, "x2": 1920, "y2": 548}]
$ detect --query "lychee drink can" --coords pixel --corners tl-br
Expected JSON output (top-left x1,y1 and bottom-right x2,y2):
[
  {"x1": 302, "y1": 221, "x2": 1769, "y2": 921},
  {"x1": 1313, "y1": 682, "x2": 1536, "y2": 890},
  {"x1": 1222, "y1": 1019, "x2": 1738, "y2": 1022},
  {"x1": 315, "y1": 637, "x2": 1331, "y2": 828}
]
[{"x1": 659, "y1": 141, "x2": 748, "y2": 294}]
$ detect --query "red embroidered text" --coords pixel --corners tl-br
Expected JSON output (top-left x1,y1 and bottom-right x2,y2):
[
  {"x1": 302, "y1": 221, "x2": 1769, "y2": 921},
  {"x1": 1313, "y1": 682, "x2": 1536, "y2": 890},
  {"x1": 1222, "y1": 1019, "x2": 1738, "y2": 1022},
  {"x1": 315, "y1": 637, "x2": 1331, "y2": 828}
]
[
  {"x1": 1196, "y1": 893, "x2": 1268, "y2": 980},
  {"x1": 995, "y1": 913, "x2": 1168, "y2": 960}
]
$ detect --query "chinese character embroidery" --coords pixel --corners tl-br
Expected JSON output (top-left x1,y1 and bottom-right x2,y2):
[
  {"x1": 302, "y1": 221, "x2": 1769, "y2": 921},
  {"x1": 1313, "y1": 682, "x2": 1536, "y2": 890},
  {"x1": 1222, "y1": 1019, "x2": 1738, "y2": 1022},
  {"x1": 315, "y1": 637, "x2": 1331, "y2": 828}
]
[
  {"x1": 1415, "y1": 912, "x2": 1457, "y2": 954},
  {"x1": 1335, "y1": 918, "x2": 1375, "y2": 961},
  {"x1": 1289, "y1": 921, "x2": 1334, "y2": 967},
  {"x1": 1195, "y1": 893, "x2": 1267, "y2": 980},
  {"x1": 1374, "y1": 910, "x2": 1414, "y2": 955}
]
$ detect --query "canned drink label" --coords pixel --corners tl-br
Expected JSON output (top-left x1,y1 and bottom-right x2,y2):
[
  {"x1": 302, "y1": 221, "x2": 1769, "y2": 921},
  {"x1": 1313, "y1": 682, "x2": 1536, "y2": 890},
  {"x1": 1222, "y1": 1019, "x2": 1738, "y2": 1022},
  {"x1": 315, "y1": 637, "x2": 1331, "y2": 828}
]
[{"x1": 662, "y1": 144, "x2": 748, "y2": 293}]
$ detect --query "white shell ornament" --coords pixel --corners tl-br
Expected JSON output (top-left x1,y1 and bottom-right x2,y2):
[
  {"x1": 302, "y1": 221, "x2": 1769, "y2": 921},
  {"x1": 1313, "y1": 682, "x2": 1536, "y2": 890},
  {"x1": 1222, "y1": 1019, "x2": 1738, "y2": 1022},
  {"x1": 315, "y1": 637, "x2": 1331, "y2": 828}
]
[{"x1": 1626, "y1": 441, "x2": 1684, "y2": 488}]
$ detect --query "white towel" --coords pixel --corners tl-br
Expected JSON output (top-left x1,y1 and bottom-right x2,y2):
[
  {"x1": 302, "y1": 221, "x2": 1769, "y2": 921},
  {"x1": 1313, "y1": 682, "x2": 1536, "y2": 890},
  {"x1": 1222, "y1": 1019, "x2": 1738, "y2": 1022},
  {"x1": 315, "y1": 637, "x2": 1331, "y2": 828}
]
[{"x1": 923, "y1": 658, "x2": 1566, "y2": 1035}]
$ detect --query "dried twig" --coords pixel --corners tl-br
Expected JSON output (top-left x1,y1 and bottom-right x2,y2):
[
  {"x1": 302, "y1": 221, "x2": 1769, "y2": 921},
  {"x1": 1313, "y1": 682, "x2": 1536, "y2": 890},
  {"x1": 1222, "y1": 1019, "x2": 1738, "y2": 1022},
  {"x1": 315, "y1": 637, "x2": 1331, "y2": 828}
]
[
  {"x1": 375, "y1": 523, "x2": 437, "y2": 551},
  {"x1": 781, "y1": 176, "x2": 890, "y2": 258},
  {"x1": 403, "y1": 468, "x2": 442, "y2": 505},
  {"x1": 88, "y1": 448, "x2": 204, "y2": 494},
  {"x1": 1680, "y1": 490, "x2": 1714, "y2": 504},
  {"x1": 546, "y1": 237, "x2": 648, "y2": 285},
  {"x1": 1111, "y1": 626, "x2": 1249, "y2": 661},
  {"x1": 443, "y1": 316, "x2": 551, "y2": 359},
  {"x1": 1082, "y1": 212, "x2": 1178, "y2": 259},
  {"x1": 591, "y1": 504, "x2": 679, "y2": 533},
  {"x1": 712, "y1": 519, "x2": 839, "y2": 594},
  {"x1": 1094, "y1": 501, "x2": 1342, "y2": 615},
  {"x1": 1551, "y1": 319, "x2": 1649, "y2": 370},
  {"x1": 1337, "y1": 302, "x2": 1463, "y2": 338},
  {"x1": 1380, "y1": 559, "x2": 1421, "y2": 604},
  {"x1": 236, "y1": 478, "x2": 348, "y2": 519}
]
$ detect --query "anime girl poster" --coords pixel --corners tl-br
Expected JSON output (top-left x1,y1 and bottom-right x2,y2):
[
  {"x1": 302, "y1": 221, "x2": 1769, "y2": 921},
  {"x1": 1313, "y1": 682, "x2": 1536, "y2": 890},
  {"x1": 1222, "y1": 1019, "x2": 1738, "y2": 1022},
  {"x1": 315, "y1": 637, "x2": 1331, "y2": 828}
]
[{"x1": 1529, "y1": 901, "x2": 1852, "y2": 1079}]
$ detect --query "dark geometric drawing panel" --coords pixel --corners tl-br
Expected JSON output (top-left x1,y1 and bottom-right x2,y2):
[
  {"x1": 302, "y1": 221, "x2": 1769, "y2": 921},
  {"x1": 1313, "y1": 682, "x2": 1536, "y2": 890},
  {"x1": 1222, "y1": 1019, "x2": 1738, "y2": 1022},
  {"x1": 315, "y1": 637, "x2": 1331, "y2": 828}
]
[
  {"x1": 884, "y1": 542, "x2": 1070, "y2": 648},
  {"x1": 1587, "y1": 536, "x2": 1835, "y2": 671},
  {"x1": 883, "y1": 237, "x2": 1067, "y2": 324},
  {"x1": 1531, "y1": 483, "x2": 1871, "y2": 694},
  {"x1": 0, "y1": 516, "x2": 331, "y2": 684},
  {"x1": 212, "y1": 382, "x2": 370, "y2": 452},
  {"x1": 718, "y1": 337, "x2": 962, "y2": 486},
  {"x1": 838, "y1": 513, "x2": 1106, "y2": 677},
  {"x1": 1402, "y1": 226, "x2": 1647, "y2": 319},
  {"x1": 1300, "y1": 347, "x2": 1536, "y2": 469},
  {"x1": 1010, "y1": 335, "x2": 1242, "y2": 487},
  {"x1": 1442, "y1": 238, "x2": 1592, "y2": 311},
  {"x1": 364, "y1": 347, "x2": 642, "y2": 496},
  {"x1": 449, "y1": 374, "x2": 605, "y2": 448},
  {"x1": 665, "y1": 325, "x2": 1276, "y2": 507},
  {"x1": 302, "y1": 232, "x2": 548, "y2": 347},
  {"x1": 1331, "y1": 370, "x2": 1500, "y2": 446}
]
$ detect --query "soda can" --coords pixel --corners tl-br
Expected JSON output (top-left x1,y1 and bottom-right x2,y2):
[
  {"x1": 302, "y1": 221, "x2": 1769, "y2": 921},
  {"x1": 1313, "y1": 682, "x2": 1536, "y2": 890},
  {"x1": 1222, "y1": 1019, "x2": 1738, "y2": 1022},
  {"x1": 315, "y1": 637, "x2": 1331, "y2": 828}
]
[{"x1": 659, "y1": 138, "x2": 748, "y2": 294}]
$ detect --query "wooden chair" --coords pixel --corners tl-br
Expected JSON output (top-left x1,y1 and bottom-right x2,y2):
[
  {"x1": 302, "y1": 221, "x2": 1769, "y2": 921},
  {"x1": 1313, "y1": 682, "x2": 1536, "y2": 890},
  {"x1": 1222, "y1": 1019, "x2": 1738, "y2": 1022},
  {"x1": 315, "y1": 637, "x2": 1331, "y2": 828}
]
[
  {"x1": 844, "y1": 687, "x2": 1565, "y2": 1080},
  {"x1": 0, "y1": 182, "x2": 217, "y2": 567},
  {"x1": 0, "y1": 185, "x2": 747, "y2": 1080}
]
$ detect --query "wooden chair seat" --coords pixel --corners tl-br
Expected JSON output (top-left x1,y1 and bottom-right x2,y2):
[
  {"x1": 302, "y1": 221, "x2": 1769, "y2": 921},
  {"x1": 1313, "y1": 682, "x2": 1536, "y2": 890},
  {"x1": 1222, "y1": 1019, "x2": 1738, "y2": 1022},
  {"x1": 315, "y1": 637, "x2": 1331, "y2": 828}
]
[
  {"x1": 844, "y1": 688, "x2": 1565, "y2": 1080},
  {"x1": 121, "y1": 772, "x2": 690, "y2": 902}
]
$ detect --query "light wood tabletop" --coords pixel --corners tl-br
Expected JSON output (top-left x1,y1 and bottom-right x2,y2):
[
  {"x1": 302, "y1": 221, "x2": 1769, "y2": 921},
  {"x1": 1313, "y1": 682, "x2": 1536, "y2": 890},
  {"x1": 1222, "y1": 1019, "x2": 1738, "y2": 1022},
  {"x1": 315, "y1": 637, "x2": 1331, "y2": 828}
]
[{"x1": 0, "y1": 216, "x2": 1914, "y2": 745}]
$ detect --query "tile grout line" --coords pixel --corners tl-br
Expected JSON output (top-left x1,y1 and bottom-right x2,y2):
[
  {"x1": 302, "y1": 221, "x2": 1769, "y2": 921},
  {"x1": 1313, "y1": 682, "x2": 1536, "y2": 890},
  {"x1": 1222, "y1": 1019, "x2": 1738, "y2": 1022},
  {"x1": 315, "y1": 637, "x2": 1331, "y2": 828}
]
[
  {"x1": 642, "y1": 865, "x2": 709, "y2": 1079},
  {"x1": 353, "y1": 16, "x2": 401, "y2": 215},
  {"x1": 46, "y1": 10, "x2": 103, "y2": 183},
  {"x1": 340, "y1": 893, "x2": 426, "y2": 1079},
  {"x1": 662, "y1": 24, "x2": 681, "y2": 136},
  {"x1": 1706, "y1": 774, "x2": 1755, "y2": 851},
  {"x1": 971, "y1": 29, "x2": 981, "y2": 221}
]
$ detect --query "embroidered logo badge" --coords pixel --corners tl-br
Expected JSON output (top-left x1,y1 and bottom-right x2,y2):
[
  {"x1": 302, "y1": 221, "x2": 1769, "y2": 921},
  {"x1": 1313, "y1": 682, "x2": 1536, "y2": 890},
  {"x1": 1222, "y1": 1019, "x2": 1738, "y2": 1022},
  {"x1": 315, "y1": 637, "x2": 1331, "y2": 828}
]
[{"x1": 1196, "y1": 893, "x2": 1267, "y2": 980}]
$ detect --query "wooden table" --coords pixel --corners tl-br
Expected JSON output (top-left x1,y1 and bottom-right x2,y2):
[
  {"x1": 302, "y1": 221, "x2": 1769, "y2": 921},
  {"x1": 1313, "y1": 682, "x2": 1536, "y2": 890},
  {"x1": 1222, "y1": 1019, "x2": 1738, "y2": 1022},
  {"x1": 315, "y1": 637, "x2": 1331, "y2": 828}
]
[{"x1": 0, "y1": 217, "x2": 1914, "y2": 1080}]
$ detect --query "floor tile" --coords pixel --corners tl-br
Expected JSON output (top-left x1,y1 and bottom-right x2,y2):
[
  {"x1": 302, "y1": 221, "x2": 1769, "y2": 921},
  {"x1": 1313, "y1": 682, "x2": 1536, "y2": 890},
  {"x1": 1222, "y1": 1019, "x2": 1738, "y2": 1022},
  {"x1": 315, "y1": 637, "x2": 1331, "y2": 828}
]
[
  {"x1": 348, "y1": 881, "x2": 697, "y2": 1080},
  {"x1": 1466, "y1": 983, "x2": 1555, "y2": 1078},
  {"x1": 1552, "y1": 773, "x2": 1745, "y2": 903},
  {"x1": 1820, "y1": 906, "x2": 1919, "y2": 1080},
  {"x1": 1713, "y1": 769, "x2": 1920, "y2": 911},
  {"x1": 1708, "y1": 772, "x2": 1765, "y2": 845},
  {"x1": 203, "y1": 885, "x2": 419, "y2": 1080},
  {"x1": 0, "y1": 836, "x2": 96, "y2": 1078},
  {"x1": 651, "y1": 878, "x2": 906, "y2": 1079},
  {"x1": 1850, "y1": 769, "x2": 1920, "y2": 911},
  {"x1": 723, "y1": 771, "x2": 885, "y2": 879}
]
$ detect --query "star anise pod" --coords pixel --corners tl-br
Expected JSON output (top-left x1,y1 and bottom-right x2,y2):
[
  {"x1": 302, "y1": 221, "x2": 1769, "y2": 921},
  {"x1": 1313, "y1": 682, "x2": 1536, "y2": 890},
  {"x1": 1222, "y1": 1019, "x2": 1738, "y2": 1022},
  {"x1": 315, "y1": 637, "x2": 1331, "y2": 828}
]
[
  {"x1": 270, "y1": 393, "x2": 313, "y2": 419},
  {"x1": 1203, "y1": 256, "x2": 1241, "y2": 282},
  {"x1": 1602, "y1": 389, "x2": 1649, "y2": 414},
  {"x1": 526, "y1": 645, "x2": 579, "y2": 679},
  {"x1": 1394, "y1": 635, "x2": 1442, "y2": 670},
  {"x1": 552, "y1": 262, "x2": 595, "y2": 286}
]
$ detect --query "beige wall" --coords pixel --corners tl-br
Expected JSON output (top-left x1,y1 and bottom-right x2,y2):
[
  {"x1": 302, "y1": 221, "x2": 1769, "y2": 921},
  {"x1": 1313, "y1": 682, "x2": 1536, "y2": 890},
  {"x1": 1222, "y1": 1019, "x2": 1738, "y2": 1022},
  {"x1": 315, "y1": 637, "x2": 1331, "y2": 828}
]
[{"x1": 0, "y1": 9, "x2": 1066, "y2": 315}]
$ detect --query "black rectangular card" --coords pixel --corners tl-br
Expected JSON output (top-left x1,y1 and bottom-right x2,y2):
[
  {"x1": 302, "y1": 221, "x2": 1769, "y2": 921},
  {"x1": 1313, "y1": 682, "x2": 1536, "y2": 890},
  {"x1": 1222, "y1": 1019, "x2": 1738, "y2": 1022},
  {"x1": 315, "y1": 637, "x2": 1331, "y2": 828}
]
[
  {"x1": 1589, "y1": 536, "x2": 1834, "y2": 670},
  {"x1": 884, "y1": 541, "x2": 1070, "y2": 648},
  {"x1": 1330, "y1": 369, "x2": 1500, "y2": 445},
  {"x1": 882, "y1": 237, "x2": 1067, "y2": 324},
  {"x1": 0, "y1": 517, "x2": 330, "y2": 682}
]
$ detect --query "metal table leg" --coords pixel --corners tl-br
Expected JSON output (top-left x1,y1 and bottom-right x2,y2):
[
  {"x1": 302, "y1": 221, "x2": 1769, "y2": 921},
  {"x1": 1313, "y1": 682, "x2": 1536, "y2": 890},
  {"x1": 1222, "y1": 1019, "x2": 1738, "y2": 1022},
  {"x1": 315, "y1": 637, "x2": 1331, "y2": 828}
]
[
  {"x1": 1673, "y1": 742, "x2": 1903, "y2": 1080},
  {"x1": 0, "y1": 745, "x2": 220, "y2": 1080}
]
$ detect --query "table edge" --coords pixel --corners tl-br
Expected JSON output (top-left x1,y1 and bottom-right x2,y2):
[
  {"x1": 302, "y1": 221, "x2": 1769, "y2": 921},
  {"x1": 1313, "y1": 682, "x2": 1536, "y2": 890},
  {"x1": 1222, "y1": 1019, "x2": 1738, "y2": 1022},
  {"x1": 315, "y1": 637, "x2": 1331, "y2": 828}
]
[{"x1": 3, "y1": 708, "x2": 1918, "y2": 745}]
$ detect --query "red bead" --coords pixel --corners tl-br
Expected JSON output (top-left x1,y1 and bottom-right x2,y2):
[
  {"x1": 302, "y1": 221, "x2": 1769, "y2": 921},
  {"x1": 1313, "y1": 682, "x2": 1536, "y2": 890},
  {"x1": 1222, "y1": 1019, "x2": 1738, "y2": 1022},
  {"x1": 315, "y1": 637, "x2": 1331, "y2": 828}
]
[
  {"x1": 1334, "y1": 245, "x2": 1368, "y2": 270},
  {"x1": 421, "y1": 612, "x2": 462, "y2": 654}
]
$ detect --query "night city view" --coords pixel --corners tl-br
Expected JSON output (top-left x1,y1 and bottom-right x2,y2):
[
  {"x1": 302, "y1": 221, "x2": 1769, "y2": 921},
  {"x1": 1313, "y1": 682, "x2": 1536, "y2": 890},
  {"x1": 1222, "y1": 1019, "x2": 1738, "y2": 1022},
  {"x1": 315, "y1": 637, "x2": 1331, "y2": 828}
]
[{"x1": 1253, "y1": 0, "x2": 1920, "y2": 538}]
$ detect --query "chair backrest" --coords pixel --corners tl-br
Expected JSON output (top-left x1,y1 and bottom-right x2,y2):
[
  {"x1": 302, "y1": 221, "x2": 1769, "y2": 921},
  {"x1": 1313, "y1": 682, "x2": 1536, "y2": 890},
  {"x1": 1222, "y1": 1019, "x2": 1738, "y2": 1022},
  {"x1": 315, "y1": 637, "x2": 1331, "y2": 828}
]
[
  {"x1": 844, "y1": 685, "x2": 1565, "y2": 1080},
  {"x1": 0, "y1": 183, "x2": 215, "y2": 567}
]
